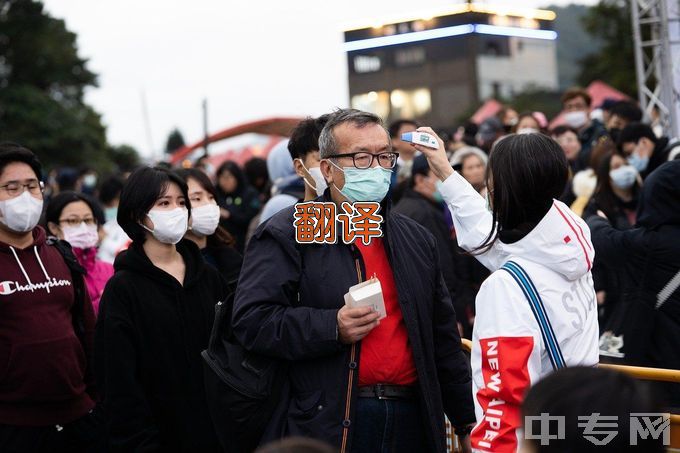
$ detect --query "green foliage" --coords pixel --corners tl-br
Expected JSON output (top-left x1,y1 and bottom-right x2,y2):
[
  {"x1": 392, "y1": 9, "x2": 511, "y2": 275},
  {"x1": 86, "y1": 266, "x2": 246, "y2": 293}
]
[
  {"x1": 165, "y1": 128, "x2": 185, "y2": 154},
  {"x1": 546, "y1": 4, "x2": 600, "y2": 89},
  {"x1": 507, "y1": 87, "x2": 564, "y2": 120},
  {"x1": 107, "y1": 144, "x2": 140, "y2": 172},
  {"x1": 576, "y1": 0, "x2": 637, "y2": 97},
  {"x1": 0, "y1": 0, "x2": 138, "y2": 171}
]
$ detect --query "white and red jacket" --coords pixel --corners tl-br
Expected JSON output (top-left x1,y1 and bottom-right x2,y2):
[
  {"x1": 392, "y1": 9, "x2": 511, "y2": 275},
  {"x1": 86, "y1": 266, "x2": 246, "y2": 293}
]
[{"x1": 439, "y1": 171, "x2": 599, "y2": 452}]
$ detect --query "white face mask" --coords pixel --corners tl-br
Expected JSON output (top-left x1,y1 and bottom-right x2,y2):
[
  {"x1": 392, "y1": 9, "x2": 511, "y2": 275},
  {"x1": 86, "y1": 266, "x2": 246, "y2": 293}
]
[
  {"x1": 142, "y1": 207, "x2": 188, "y2": 244},
  {"x1": 190, "y1": 203, "x2": 220, "y2": 236},
  {"x1": 62, "y1": 223, "x2": 99, "y2": 249},
  {"x1": 298, "y1": 160, "x2": 328, "y2": 197},
  {"x1": 0, "y1": 191, "x2": 43, "y2": 233},
  {"x1": 516, "y1": 128, "x2": 539, "y2": 135},
  {"x1": 563, "y1": 110, "x2": 588, "y2": 129}
]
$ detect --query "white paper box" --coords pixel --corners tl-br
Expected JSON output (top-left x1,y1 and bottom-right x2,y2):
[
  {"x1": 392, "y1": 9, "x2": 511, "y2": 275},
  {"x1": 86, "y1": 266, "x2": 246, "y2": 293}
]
[{"x1": 344, "y1": 278, "x2": 387, "y2": 320}]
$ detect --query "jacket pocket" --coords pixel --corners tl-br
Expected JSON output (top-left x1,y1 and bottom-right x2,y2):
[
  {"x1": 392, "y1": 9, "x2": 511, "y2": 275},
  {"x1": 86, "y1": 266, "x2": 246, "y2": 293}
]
[
  {"x1": 0, "y1": 335, "x2": 86, "y2": 402},
  {"x1": 290, "y1": 390, "x2": 324, "y2": 419}
]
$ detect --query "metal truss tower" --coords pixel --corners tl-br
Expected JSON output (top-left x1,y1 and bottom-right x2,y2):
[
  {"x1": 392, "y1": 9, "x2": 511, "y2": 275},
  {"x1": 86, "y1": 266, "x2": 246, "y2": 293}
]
[{"x1": 631, "y1": 0, "x2": 680, "y2": 137}]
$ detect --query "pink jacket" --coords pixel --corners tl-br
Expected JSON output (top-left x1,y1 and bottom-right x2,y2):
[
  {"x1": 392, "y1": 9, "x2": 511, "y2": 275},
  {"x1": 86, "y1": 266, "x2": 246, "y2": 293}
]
[{"x1": 74, "y1": 247, "x2": 114, "y2": 315}]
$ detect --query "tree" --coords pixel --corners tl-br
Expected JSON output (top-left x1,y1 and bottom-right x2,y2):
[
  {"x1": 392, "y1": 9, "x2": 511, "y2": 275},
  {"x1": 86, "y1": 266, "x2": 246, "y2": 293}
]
[
  {"x1": 107, "y1": 144, "x2": 141, "y2": 172},
  {"x1": 0, "y1": 0, "x2": 111, "y2": 170},
  {"x1": 577, "y1": 0, "x2": 637, "y2": 97},
  {"x1": 165, "y1": 128, "x2": 185, "y2": 154}
]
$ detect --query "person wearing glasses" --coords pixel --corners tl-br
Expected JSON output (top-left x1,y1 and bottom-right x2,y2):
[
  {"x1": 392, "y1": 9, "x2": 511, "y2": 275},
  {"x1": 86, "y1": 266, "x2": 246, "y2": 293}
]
[
  {"x1": 45, "y1": 191, "x2": 114, "y2": 315},
  {"x1": 0, "y1": 143, "x2": 102, "y2": 453},
  {"x1": 232, "y1": 109, "x2": 475, "y2": 453}
]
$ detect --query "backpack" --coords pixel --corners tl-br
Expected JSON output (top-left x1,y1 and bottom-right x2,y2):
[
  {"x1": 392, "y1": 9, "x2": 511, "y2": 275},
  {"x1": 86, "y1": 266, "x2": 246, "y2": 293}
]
[
  {"x1": 47, "y1": 237, "x2": 95, "y2": 392},
  {"x1": 201, "y1": 287, "x2": 286, "y2": 453}
]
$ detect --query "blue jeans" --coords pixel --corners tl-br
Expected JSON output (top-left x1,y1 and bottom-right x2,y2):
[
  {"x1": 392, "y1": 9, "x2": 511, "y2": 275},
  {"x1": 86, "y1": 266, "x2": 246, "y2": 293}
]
[{"x1": 352, "y1": 397, "x2": 428, "y2": 453}]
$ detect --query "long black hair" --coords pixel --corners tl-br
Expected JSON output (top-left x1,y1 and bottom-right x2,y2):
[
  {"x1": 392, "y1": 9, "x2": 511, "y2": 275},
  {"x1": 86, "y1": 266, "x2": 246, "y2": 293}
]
[
  {"x1": 174, "y1": 168, "x2": 236, "y2": 249},
  {"x1": 475, "y1": 133, "x2": 568, "y2": 252},
  {"x1": 592, "y1": 151, "x2": 640, "y2": 222}
]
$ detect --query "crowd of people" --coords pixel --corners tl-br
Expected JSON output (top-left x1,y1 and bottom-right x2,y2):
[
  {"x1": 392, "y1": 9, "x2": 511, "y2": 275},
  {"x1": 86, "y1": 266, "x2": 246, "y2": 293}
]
[{"x1": 0, "y1": 84, "x2": 678, "y2": 453}]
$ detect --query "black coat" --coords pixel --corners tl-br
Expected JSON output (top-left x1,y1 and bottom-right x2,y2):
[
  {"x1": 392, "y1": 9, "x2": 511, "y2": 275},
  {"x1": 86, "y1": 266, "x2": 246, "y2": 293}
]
[
  {"x1": 393, "y1": 189, "x2": 463, "y2": 323},
  {"x1": 587, "y1": 161, "x2": 680, "y2": 406},
  {"x1": 218, "y1": 186, "x2": 262, "y2": 253},
  {"x1": 232, "y1": 196, "x2": 475, "y2": 452},
  {"x1": 95, "y1": 240, "x2": 228, "y2": 452}
]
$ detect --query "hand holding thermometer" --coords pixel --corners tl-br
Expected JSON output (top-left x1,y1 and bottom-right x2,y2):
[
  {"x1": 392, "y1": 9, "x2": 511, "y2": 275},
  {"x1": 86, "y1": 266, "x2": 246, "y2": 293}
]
[{"x1": 401, "y1": 131, "x2": 439, "y2": 149}]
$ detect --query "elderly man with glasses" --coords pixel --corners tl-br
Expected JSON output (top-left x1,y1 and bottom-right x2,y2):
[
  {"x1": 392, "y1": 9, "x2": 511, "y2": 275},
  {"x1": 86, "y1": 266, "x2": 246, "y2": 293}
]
[{"x1": 232, "y1": 109, "x2": 475, "y2": 453}]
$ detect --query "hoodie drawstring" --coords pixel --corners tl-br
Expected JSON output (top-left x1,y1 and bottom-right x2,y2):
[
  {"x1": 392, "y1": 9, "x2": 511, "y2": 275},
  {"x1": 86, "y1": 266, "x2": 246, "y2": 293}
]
[
  {"x1": 9, "y1": 246, "x2": 34, "y2": 287},
  {"x1": 33, "y1": 246, "x2": 52, "y2": 281}
]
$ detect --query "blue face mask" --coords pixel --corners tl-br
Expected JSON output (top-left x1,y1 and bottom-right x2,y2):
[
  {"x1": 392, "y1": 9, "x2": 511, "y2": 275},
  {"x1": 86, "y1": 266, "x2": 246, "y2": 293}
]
[
  {"x1": 628, "y1": 152, "x2": 650, "y2": 172},
  {"x1": 330, "y1": 161, "x2": 392, "y2": 203},
  {"x1": 609, "y1": 165, "x2": 637, "y2": 190},
  {"x1": 104, "y1": 206, "x2": 118, "y2": 222}
]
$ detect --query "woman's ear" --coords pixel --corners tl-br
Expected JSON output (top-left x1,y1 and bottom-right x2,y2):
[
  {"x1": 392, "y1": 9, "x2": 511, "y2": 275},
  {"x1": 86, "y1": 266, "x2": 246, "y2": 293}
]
[{"x1": 47, "y1": 221, "x2": 61, "y2": 238}]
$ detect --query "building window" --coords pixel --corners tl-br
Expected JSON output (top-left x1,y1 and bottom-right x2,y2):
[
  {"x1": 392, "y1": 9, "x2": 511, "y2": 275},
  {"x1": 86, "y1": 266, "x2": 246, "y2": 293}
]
[
  {"x1": 353, "y1": 55, "x2": 381, "y2": 73},
  {"x1": 492, "y1": 82, "x2": 501, "y2": 99},
  {"x1": 351, "y1": 91, "x2": 391, "y2": 119},
  {"x1": 395, "y1": 47, "x2": 426, "y2": 67},
  {"x1": 390, "y1": 88, "x2": 431, "y2": 119}
]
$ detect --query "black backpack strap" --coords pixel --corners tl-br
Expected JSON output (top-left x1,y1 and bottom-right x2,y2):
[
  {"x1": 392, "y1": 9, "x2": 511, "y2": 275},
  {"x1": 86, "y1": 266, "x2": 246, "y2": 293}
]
[{"x1": 46, "y1": 237, "x2": 88, "y2": 350}]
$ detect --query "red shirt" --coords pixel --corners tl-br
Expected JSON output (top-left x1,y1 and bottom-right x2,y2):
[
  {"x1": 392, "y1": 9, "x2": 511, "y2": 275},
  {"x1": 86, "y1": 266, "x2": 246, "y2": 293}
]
[{"x1": 355, "y1": 238, "x2": 417, "y2": 386}]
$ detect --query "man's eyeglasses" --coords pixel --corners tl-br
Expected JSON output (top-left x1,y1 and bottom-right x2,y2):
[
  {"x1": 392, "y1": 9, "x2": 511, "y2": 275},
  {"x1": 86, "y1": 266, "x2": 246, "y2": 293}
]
[
  {"x1": 0, "y1": 180, "x2": 44, "y2": 197},
  {"x1": 58, "y1": 217, "x2": 97, "y2": 227},
  {"x1": 332, "y1": 152, "x2": 399, "y2": 169}
]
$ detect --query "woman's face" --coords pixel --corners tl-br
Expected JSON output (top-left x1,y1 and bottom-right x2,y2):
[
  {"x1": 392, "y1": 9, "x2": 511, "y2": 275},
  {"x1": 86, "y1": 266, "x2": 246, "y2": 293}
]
[
  {"x1": 49, "y1": 200, "x2": 95, "y2": 239},
  {"x1": 555, "y1": 131, "x2": 581, "y2": 162},
  {"x1": 187, "y1": 177, "x2": 216, "y2": 208},
  {"x1": 461, "y1": 154, "x2": 486, "y2": 189},
  {"x1": 218, "y1": 170, "x2": 237, "y2": 194},
  {"x1": 516, "y1": 116, "x2": 540, "y2": 131},
  {"x1": 141, "y1": 182, "x2": 186, "y2": 230}
]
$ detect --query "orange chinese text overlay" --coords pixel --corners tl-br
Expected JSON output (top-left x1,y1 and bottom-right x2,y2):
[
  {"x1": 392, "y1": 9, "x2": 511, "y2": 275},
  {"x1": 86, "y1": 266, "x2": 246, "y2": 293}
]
[{"x1": 293, "y1": 201, "x2": 383, "y2": 245}]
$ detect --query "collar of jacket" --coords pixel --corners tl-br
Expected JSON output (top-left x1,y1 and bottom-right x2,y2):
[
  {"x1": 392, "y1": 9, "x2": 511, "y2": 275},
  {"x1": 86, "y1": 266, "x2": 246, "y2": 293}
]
[{"x1": 113, "y1": 239, "x2": 206, "y2": 288}]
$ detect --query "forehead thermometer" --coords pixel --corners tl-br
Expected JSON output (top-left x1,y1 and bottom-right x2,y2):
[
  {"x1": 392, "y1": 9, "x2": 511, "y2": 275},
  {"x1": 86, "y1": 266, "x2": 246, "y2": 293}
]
[{"x1": 400, "y1": 132, "x2": 439, "y2": 149}]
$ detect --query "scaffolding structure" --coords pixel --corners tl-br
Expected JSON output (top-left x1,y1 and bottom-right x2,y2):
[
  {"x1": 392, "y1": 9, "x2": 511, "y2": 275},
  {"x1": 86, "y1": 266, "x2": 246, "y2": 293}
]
[{"x1": 631, "y1": 0, "x2": 680, "y2": 138}]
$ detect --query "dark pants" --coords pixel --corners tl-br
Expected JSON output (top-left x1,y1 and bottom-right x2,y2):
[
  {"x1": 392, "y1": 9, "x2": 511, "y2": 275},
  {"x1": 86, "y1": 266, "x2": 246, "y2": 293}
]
[
  {"x1": 0, "y1": 408, "x2": 105, "y2": 453},
  {"x1": 353, "y1": 397, "x2": 428, "y2": 453}
]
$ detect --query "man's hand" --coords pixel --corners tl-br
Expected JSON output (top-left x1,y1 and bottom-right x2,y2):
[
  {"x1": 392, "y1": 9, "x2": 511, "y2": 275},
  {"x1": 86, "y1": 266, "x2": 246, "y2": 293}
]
[
  {"x1": 337, "y1": 305, "x2": 380, "y2": 344},
  {"x1": 411, "y1": 127, "x2": 454, "y2": 182}
]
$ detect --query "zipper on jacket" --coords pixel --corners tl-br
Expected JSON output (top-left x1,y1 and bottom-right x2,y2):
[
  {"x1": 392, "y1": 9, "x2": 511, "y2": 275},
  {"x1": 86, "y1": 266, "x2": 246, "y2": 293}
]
[{"x1": 340, "y1": 258, "x2": 362, "y2": 453}]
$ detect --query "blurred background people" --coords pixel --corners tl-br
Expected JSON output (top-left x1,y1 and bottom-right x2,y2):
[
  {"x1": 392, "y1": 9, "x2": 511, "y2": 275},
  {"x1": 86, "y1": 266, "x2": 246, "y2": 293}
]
[
  {"x1": 243, "y1": 157, "x2": 270, "y2": 205},
  {"x1": 618, "y1": 122, "x2": 672, "y2": 179},
  {"x1": 475, "y1": 116, "x2": 503, "y2": 153},
  {"x1": 388, "y1": 119, "x2": 419, "y2": 184},
  {"x1": 560, "y1": 86, "x2": 607, "y2": 168},
  {"x1": 97, "y1": 175, "x2": 131, "y2": 264},
  {"x1": 587, "y1": 160, "x2": 680, "y2": 407},
  {"x1": 257, "y1": 139, "x2": 304, "y2": 226},
  {"x1": 496, "y1": 106, "x2": 519, "y2": 133},
  {"x1": 45, "y1": 191, "x2": 114, "y2": 315},
  {"x1": 215, "y1": 161, "x2": 261, "y2": 253},
  {"x1": 513, "y1": 112, "x2": 542, "y2": 134}
]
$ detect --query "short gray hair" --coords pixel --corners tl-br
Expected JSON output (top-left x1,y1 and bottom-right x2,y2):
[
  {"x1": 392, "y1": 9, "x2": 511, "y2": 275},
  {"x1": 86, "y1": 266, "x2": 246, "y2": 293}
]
[{"x1": 318, "y1": 108, "x2": 389, "y2": 159}]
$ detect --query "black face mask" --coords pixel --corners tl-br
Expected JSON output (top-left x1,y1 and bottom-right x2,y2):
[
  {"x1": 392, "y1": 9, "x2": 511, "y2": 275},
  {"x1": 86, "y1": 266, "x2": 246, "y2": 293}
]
[
  {"x1": 503, "y1": 124, "x2": 513, "y2": 134},
  {"x1": 608, "y1": 128, "x2": 621, "y2": 143}
]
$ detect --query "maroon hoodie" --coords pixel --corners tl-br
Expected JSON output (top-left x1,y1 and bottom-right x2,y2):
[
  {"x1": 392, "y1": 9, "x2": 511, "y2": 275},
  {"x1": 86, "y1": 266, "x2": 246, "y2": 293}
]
[{"x1": 0, "y1": 226, "x2": 95, "y2": 426}]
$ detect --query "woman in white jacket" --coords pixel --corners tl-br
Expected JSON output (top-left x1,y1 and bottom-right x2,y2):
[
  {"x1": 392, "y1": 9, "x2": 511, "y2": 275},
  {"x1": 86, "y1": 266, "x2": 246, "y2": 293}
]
[{"x1": 413, "y1": 129, "x2": 599, "y2": 453}]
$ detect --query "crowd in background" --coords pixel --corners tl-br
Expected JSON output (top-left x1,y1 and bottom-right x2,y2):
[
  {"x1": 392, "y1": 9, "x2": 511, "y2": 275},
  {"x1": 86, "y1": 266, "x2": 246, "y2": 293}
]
[{"x1": 0, "y1": 83, "x2": 678, "y2": 453}]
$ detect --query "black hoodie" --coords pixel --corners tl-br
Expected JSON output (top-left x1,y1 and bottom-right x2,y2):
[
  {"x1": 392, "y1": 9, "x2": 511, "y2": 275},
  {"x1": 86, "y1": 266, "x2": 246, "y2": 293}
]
[
  {"x1": 588, "y1": 160, "x2": 680, "y2": 406},
  {"x1": 95, "y1": 239, "x2": 227, "y2": 452}
]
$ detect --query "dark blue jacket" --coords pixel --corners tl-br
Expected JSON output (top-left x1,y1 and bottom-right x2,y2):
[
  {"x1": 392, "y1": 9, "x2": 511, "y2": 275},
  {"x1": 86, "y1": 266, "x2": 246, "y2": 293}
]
[{"x1": 232, "y1": 194, "x2": 475, "y2": 452}]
